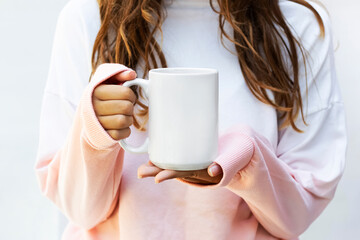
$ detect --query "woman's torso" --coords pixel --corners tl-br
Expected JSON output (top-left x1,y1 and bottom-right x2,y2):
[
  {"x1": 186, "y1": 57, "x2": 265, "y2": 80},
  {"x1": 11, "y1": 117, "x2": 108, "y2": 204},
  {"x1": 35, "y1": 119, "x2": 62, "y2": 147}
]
[{"x1": 63, "y1": 0, "x2": 283, "y2": 239}]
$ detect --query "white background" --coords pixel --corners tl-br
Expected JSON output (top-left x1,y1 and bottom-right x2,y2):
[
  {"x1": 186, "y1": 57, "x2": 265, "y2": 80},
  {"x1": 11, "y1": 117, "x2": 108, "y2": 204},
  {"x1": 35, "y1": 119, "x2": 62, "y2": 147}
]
[{"x1": 0, "y1": 0, "x2": 359, "y2": 239}]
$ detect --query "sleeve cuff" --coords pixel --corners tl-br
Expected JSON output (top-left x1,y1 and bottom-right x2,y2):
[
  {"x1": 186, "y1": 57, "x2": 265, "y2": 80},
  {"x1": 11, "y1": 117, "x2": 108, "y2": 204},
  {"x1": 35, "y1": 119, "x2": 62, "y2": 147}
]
[
  {"x1": 81, "y1": 63, "x2": 130, "y2": 150},
  {"x1": 177, "y1": 125, "x2": 255, "y2": 188},
  {"x1": 214, "y1": 133, "x2": 254, "y2": 187}
]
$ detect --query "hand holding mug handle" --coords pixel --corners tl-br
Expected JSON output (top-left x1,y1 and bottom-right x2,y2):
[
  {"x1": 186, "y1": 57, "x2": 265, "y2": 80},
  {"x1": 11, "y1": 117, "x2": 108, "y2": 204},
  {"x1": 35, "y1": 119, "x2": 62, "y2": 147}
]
[{"x1": 119, "y1": 78, "x2": 150, "y2": 154}]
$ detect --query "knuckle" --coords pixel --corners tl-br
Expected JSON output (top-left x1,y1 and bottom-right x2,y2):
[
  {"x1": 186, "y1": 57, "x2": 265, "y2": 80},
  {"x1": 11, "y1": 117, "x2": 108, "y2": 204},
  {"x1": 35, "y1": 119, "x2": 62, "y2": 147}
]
[
  {"x1": 109, "y1": 128, "x2": 131, "y2": 140},
  {"x1": 122, "y1": 87, "x2": 136, "y2": 101},
  {"x1": 112, "y1": 128, "x2": 131, "y2": 140},
  {"x1": 117, "y1": 115, "x2": 126, "y2": 127},
  {"x1": 123, "y1": 101, "x2": 134, "y2": 114},
  {"x1": 108, "y1": 130, "x2": 120, "y2": 140},
  {"x1": 123, "y1": 128, "x2": 131, "y2": 138},
  {"x1": 118, "y1": 115, "x2": 133, "y2": 128},
  {"x1": 117, "y1": 115, "x2": 133, "y2": 128}
]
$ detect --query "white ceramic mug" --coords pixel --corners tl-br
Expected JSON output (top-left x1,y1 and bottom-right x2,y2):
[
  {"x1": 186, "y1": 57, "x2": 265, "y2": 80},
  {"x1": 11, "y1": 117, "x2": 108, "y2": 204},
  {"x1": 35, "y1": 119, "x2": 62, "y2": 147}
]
[{"x1": 119, "y1": 68, "x2": 218, "y2": 171}]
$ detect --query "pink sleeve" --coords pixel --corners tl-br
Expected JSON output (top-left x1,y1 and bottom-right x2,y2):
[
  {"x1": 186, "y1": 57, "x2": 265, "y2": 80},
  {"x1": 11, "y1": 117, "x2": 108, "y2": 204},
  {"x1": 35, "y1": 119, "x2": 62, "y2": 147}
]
[
  {"x1": 35, "y1": 64, "x2": 130, "y2": 230},
  {"x1": 216, "y1": 118, "x2": 345, "y2": 238}
]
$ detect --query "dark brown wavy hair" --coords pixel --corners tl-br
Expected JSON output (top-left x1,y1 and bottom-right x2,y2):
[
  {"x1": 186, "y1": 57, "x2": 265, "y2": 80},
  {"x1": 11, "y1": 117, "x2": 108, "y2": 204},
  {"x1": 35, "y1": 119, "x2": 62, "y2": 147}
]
[{"x1": 92, "y1": 0, "x2": 324, "y2": 132}]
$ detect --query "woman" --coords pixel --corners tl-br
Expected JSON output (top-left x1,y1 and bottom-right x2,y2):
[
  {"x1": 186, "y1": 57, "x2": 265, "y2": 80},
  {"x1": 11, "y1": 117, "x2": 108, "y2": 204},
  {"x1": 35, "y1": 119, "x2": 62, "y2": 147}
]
[{"x1": 35, "y1": 0, "x2": 347, "y2": 239}]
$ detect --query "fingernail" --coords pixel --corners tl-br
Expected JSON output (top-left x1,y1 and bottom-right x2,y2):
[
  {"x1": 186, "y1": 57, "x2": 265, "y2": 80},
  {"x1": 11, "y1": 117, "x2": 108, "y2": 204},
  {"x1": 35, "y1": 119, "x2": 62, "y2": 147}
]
[
  {"x1": 208, "y1": 164, "x2": 221, "y2": 177},
  {"x1": 126, "y1": 70, "x2": 136, "y2": 78},
  {"x1": 137, "y1": 175, "x2": 143, "y2": 179}
]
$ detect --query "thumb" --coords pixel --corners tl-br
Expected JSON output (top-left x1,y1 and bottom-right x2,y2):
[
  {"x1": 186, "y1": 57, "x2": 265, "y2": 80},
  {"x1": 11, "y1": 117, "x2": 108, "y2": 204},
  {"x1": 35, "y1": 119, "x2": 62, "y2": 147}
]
[
  {"x1": 111, "y1": 69, "x2": 137, "y2": 83},
  {"x1": 207, "y1": 163, "x2": 223, "y2": 177}
]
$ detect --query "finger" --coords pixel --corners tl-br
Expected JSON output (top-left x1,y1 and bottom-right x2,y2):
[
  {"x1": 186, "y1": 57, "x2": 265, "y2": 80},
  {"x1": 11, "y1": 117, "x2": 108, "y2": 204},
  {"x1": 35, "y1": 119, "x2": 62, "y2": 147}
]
[
  {"x1": 94, "y1": 85, "x2": 137, "y2": 103},
  {"x1": 179, "y1": 177, "x2": 213, "y2": 185},
  {"x1": 154, "y1": 169, "x2": 196, "y2": 183},
  {"x1": 106, "y1": 128, "x2": 131, "y2": 140},
  {"x1": 155, "y1": 168, "x2": 223, "y2": 184},
  {"x1": 93, "y1": 99, "x2": 134, "y2": 116},
  {"x1": 190, "y1": 170, "x2": 223, "y2": 184},
  {"x1": 137, "y1": 162, "x2": 163, "y2": 179},
  {"x1": 110, "y1": 70, "x2": 137, "y2": 82},
  {"x1": 98, "y1": 115, "x2": 133, "y2": 130},
  {"x1": 207, "y1": 163, "x2": 223, "y2": 177}
]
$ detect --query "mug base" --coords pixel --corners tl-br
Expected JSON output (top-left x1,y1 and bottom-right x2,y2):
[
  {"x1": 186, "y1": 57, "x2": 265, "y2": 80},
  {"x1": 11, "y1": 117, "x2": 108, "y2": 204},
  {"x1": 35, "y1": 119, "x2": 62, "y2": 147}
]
[{"x1": 151, "y1": 161, "x2": 212, "y2": 171}]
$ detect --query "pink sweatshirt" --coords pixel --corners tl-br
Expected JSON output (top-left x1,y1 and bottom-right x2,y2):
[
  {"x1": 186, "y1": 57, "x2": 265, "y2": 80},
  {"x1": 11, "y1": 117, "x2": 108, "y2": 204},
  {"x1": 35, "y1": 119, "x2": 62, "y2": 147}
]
[{"x1": 35, "y1": 0, "x2": 347, "y2": 239}]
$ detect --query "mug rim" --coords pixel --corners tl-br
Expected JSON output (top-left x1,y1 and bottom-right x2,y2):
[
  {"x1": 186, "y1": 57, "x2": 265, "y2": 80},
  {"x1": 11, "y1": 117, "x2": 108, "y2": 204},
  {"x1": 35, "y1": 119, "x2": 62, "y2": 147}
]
[{"x1": 149, "y1": 67, "x2": 218, "y2": 76}]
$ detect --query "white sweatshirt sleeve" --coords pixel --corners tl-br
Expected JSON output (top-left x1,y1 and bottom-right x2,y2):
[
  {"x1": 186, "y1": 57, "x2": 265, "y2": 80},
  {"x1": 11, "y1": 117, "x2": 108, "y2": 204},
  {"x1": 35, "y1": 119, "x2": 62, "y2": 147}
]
[
  {"x1": 37, "y1": 0, "x2": 93, "y2": 159},
  {"x1": 35, "y1": 2, "x2": 127, "y2": 229}
]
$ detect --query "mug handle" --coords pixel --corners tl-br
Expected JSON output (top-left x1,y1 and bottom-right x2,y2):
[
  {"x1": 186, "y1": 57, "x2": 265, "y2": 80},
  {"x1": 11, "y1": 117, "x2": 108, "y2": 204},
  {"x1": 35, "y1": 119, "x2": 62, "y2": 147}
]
[{"x1": 119, "y1": 78, "x2": 149, "y2": 154}]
